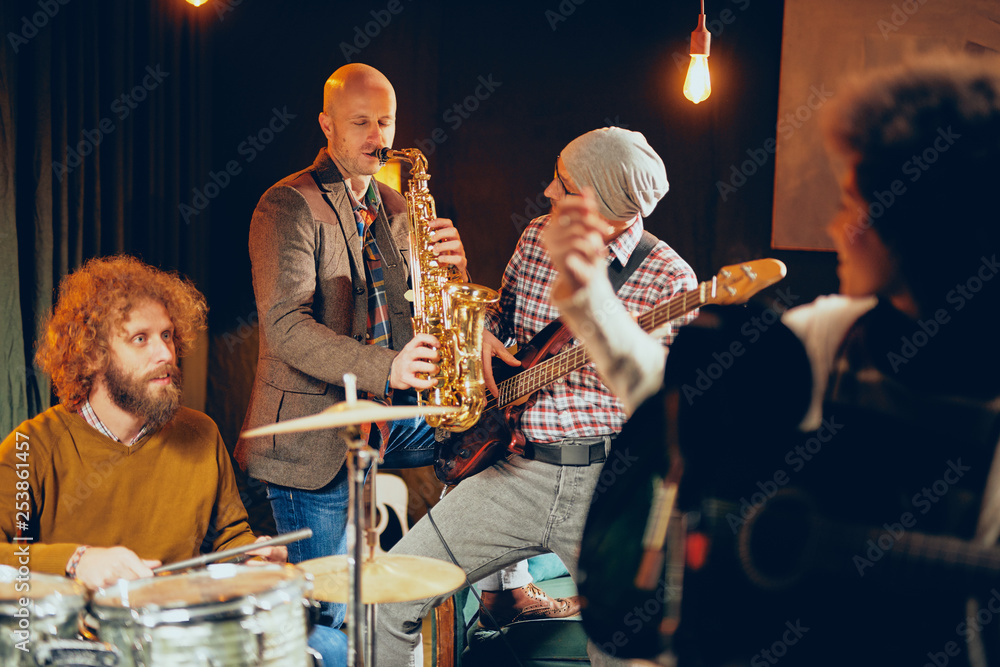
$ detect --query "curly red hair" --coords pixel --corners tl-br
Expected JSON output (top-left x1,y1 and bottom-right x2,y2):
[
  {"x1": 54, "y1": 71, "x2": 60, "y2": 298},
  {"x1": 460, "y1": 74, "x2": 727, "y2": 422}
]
[{"x1": 35, "y1": 255, "x2": 208, "y2": 409}]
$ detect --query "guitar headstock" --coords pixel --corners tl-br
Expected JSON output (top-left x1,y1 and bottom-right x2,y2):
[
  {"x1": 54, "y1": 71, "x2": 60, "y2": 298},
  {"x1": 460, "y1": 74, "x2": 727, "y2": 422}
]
[{"x1": 703, "y1": 259, "x2": 787, "y2": 306}]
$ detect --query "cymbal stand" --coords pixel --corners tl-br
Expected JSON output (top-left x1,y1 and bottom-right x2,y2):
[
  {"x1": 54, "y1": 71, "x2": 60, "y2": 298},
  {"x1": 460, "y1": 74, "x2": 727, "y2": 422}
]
[
  {"x1": 343, "y1": 373, "x2": 379, "y2": 667},
  {"x1": 365, "y1": 445, "x2": 380, "y2": 667},
  {"x1": 345, "y1": 421, "x2": 369, "y2": 667}
]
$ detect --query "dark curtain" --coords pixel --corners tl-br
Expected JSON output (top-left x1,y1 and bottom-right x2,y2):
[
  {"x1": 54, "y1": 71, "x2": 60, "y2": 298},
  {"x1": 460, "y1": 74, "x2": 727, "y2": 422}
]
[{"x1": 0, "y1": 0, "x2": 213, "y2": 435}]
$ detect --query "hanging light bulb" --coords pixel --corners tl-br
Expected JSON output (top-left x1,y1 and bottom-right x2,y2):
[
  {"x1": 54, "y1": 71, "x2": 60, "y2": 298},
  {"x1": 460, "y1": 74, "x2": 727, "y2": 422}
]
[
  {"x1": 684, "y1": 0, "x2": 712, "y2": 104},
  {"x1": 186, "y1": 0, "x2": 209, "y2": 6}
]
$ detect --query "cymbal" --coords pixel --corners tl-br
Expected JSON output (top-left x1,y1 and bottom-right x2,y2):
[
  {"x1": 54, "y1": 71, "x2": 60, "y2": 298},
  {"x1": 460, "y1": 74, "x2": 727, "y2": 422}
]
[
  {"x1": 298, "y1": 554, "x2": 466, "y2": 604},
  {"x1": 241, "y1": 401, "x2": 458, "y2": 438}
]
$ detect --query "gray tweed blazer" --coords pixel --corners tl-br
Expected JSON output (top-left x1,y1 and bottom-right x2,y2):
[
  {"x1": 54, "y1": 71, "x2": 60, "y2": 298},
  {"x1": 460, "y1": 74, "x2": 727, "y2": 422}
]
[{"x1": 235, "y1": 148, "x2": 413, "y2": 490}]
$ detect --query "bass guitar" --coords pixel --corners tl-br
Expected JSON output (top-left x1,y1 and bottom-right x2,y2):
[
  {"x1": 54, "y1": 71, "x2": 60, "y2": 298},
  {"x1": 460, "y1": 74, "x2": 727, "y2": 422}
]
[{"x1": 433, "y1": 258, "x2": 788, "y2": 485}]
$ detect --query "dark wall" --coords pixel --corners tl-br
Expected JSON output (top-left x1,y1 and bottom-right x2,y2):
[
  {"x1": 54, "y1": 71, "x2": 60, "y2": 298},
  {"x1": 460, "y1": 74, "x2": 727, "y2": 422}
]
[
  {"x1": 1, "y1": 0, "x2": 217, "y2": 433},
  {"x1": 198, "y1": 0, "x2": 839, "y2": 449}
]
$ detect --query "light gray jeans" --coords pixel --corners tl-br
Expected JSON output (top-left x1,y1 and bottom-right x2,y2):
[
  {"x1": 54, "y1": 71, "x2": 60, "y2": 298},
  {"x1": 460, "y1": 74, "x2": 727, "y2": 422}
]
[{"x1": 375, "y1": 454, "x2": 634, "y2": 666}]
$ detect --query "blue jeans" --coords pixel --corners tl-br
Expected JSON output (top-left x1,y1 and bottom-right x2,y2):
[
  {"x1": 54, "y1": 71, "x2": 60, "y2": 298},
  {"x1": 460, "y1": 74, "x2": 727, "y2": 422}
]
[
  {"x1": 380, "y1": 389, "x2": 439, "y2": 469},
  {"x1": 266, "y1": 390, "x2": 436, "y2": 665}
]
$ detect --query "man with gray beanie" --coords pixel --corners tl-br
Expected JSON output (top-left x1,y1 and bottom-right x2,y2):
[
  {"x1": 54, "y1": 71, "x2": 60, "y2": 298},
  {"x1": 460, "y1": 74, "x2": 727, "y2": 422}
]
[{"x1": 376, "y1": 127, "x2": 695, "y2": 665}]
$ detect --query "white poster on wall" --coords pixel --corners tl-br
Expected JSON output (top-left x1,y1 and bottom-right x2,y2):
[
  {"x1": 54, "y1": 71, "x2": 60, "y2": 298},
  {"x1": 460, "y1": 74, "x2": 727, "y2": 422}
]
[{"x1": 772, "y1": 0, "x2": 1000, "y2": 250}]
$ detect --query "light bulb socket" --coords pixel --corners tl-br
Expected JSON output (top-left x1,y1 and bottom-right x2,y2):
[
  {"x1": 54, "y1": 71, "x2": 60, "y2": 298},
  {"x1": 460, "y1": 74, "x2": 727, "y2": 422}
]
[{"x1": 690, "y1": 14, "x2": 711, "y2": 57}]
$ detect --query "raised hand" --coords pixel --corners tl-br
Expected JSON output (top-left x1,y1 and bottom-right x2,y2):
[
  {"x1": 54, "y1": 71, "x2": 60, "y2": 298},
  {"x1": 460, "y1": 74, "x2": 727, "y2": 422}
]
[{"x1": 543, "y1": 189, "x2": 607, "y2": 300}]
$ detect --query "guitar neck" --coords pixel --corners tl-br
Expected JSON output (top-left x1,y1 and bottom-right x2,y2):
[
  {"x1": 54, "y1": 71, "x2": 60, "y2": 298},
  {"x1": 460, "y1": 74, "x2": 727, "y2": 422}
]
[
  {"x1": 635, "y1": 286, "x2": 709, "y2": 335},
  {"x1": 823, "y1": 524, "x2": 1000, "y2": 591},
  {"x1": 492, "y1": 280, "x2": 714, "y2": 409},
  {"x1": 706, "y1": 496, "x2": 1000, "y2": 593}
]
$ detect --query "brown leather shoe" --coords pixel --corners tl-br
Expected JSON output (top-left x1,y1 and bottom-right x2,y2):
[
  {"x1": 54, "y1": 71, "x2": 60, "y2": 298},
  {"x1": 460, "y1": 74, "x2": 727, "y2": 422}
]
[{"x1": 478, "y1": 582, "x2": 582, "y2": 628}]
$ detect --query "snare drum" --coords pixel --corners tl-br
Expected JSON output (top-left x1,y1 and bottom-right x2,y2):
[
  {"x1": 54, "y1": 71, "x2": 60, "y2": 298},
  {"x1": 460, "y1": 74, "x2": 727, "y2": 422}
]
[
  {"x1": 90, "y1": 563, "x2": 311, "y2": 667},
  {"x1": 0, "y1": 569, "x2": 87, "y2": 666}
]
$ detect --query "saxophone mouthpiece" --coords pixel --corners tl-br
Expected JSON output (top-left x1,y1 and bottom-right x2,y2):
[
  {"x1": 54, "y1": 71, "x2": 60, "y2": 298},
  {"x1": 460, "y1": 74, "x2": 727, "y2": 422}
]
[{"x1": 376, "y1": 147, "x2": 390, "y2": 166}]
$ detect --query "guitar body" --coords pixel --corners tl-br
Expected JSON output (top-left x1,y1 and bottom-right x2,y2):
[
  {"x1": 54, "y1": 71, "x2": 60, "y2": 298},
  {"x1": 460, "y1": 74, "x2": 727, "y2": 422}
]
[
  {"x1": 576, "y1": 385, "x2": 674, "y2": 659},
  {"x1": 578, "y1": 303, "x2": 814, "y2": 660},
  {"x1": 432, "y1": 406, "x2": 512, "y2": 486},
  {"x1": 433, "y1": 320, "x2": 576, "y2": 484},
  {"x1": 579, "y1": 303, "x2": 1000, "y2": 666}
]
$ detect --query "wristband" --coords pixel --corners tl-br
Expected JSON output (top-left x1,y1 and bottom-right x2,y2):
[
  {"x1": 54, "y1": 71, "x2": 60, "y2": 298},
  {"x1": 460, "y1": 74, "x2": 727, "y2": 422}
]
[{"x1": 66, "y1": 545, "x2": 89, "y2": 578}]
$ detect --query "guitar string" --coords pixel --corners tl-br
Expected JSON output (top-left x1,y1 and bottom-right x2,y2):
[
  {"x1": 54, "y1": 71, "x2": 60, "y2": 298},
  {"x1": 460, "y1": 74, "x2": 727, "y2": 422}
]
[
  {"x1": 502, "y1": 294, "x2": 699, "y2": 400},
  {"x1": 483, "y1": 270, "x2": 772, "y2": 411},
  {"x1": 492, "y1": 290, "x2": 705, "y2": 408}
]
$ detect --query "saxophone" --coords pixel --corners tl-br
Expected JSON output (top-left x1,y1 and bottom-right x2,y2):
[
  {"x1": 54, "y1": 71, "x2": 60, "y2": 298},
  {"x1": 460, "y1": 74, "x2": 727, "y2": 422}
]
[{"x1": 377, "y1": 147, "x2": 499, "y2": 432}]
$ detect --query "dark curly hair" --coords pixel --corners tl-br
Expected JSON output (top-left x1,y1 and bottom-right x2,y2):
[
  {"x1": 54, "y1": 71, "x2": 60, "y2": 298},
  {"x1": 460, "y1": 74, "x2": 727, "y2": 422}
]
[
  {"x1": 35, "y1": 255, "x2": 208, "y2": 409},
  {"x1": 822, "y1": 52, "x2": 1000, "y2": 317}
]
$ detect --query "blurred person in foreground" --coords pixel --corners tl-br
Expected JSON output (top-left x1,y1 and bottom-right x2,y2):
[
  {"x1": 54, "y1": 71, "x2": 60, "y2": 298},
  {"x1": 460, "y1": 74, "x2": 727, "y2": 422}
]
[{"x1": 546, "y1": 53, "x2": 1000, "y2": 665}]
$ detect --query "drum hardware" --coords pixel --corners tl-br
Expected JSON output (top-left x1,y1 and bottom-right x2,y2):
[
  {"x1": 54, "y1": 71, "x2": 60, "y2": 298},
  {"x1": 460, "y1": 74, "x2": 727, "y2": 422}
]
[
  {"x1": 315, "y1": 410, "x2": 464, "y2": 667},
  {"x1": 0, "y1": 571, "x2": 105, "y2": 667},
  {"x1": 51, "y1": 532, "x2": 315, "y2": 666},
  {"x1": 87, "y1": 563, "x2": 311, "y2": 667},
  {"x1": 32, "y1": 638, "x2": 121, "y2": 666},
  {"x1": 244, "y1": 374, "x2": 463, "y2": 667},
  {"x1": 151, "y1": 528, "x2": 314, "y2": 575},
  {"x1": 347, "y1": 420, "x2": 371, "y2": 667}
]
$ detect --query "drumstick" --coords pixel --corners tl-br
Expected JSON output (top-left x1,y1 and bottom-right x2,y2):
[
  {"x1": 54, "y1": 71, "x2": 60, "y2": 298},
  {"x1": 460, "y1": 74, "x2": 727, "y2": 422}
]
[{"x1": 152, "y1": 528, "x2": 313, "y2": 574}]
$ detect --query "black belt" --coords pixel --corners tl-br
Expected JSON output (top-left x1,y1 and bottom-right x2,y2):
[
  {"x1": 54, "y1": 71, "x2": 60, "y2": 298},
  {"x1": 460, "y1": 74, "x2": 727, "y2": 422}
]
[{"x1": 521, "y1": 436, "x2": 613, "y2": 466}]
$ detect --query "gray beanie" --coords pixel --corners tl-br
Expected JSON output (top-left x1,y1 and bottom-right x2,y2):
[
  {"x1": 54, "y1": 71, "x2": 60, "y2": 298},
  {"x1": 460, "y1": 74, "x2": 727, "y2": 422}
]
[{"x1": 560, "y1": 127, "x2": 669, "y2": 222}]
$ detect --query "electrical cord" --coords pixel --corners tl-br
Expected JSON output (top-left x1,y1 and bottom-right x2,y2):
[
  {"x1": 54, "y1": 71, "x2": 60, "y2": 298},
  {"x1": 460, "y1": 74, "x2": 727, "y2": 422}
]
[{"x1": 426, "y1": 504, "x2": 527, "y2": 667}]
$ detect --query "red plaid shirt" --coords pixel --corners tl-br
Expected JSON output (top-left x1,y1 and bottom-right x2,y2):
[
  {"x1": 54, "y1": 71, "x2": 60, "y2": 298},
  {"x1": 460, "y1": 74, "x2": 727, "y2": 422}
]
[{"x1": 484, "y1": 214, "x2": 697, "y2": 444}]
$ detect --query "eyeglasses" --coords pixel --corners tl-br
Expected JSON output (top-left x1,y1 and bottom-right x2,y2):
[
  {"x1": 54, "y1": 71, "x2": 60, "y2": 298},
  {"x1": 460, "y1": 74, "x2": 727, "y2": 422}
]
[{"x1": 554, "y1": 158, "x2": 580, "y2": 197}]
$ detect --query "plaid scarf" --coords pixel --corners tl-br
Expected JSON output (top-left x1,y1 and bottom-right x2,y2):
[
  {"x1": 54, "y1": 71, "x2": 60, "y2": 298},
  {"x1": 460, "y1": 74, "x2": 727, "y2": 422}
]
[{"x1": 347, "y1": 181, "x2": 393, "y2": 452}]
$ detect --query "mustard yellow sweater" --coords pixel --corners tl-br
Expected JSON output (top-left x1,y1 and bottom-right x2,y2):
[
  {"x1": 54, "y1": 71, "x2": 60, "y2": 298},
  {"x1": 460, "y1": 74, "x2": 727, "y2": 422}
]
[{"x1": 1, "y1": 405, "x2": 257, "y2": 575}]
